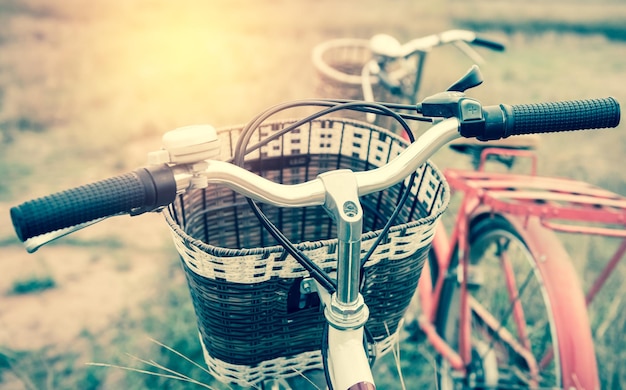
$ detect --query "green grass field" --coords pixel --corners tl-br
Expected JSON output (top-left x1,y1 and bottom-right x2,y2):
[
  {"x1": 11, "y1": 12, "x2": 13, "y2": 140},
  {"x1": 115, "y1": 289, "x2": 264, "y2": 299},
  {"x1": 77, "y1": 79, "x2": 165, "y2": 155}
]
[{"x1": 1, "y1": 0, "x2": 625, "y2": 388}]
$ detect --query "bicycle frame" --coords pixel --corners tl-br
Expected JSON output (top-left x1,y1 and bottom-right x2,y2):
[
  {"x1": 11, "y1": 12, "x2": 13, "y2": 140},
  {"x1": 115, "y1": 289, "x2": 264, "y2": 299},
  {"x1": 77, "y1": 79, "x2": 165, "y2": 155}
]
[{"x1": 417, "y1": 146, "x2": 626, "y2": 389}]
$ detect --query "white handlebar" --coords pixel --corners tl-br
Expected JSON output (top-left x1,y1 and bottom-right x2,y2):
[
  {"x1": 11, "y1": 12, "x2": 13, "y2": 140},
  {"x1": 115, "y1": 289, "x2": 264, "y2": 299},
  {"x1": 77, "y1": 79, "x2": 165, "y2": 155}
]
[
  {"x1": 370, "y1": 30, "x2": 482, "y2": 59},
  {"x1": 172, "y1": 118, "x2": 461, "y2": 207}
]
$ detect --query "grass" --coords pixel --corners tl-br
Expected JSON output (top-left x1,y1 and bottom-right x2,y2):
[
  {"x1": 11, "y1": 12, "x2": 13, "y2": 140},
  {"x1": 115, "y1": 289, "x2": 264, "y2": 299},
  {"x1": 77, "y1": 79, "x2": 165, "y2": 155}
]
[
  {"x1": 1, "y1": 0, "x2": 625, "y2": 389},
  {"x1": 449, "y1": 0, "x2": 626, "y2": 41},
  {"x1": 0, "y1": 336, "x2": 108, "y2": 390},
  {"x1": 8, "y1": 275, "x2": 56, "y2": 295},
  {"x1": 82, "y1": 267, "x2": 228, "y2": 390}
]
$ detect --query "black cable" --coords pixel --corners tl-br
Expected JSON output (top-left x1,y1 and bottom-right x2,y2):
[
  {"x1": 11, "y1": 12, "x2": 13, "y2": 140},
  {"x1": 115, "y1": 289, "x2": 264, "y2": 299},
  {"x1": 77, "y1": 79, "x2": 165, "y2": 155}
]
[
  {"x1": 235, "y1": 98, "x2": 429, "y2": 161},
  {"x1": 243, "y1": 197, "x2": 337, "y2": 293},
  {"x1": 232, "y1": 100, "x2": 418, "y2": 294},
  {"x1": 360, "y1": 119, "x2": 417, "y2": 269},
  {"x1": 230, "y1": 100, "x2": 426, "y2": 388},
  {"x1": 232, "y1": 101, "x2": 344, "y2": 293}
]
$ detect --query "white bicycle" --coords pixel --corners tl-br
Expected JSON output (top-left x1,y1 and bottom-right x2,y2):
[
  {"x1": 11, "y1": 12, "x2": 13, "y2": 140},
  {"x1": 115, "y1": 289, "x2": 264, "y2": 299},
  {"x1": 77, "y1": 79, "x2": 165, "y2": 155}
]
[
  {"x1": 10, "y1": 77, "x2": 620, "y2": 388},
  {"x1": 312, "y1": 29, "x2": 505, "y2": 128}
]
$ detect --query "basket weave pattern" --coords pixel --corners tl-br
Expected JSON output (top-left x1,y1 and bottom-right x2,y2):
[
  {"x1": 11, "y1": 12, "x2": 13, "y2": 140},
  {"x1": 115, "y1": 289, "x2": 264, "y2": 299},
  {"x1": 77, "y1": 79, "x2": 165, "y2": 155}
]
[
  {"x1": 165, "y1": 118, "x2": 448, "y2": 386},
  {"x1": 312, "y1": 38, "x2": 418, "y2": 132}
]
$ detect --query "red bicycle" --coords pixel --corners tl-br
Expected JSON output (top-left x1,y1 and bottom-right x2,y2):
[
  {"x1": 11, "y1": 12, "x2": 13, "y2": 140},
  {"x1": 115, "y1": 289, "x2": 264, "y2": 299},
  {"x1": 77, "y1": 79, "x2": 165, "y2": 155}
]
[{"x1": 415, "y1": 133, "x2": 626, "y2": 389}]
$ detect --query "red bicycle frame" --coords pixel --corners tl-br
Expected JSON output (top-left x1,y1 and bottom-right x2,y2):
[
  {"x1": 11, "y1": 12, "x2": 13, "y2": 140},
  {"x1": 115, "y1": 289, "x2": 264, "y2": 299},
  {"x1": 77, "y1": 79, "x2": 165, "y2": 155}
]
[{"x1": 418, "y1": 147, "x2": 626, "y2": 389}]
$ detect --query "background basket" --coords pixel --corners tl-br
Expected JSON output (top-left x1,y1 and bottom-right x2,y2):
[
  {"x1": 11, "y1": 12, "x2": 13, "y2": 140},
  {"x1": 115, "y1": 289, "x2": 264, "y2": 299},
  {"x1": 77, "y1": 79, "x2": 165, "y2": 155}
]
[
  {"x1": 164, "y1": 118, "x2": 449, "y2": 386},
  {"x1": 312, "y1": 38, "x2": 419, "y2": 132},
  {"x1": 312, "y1": 39, "x2": 377, "y2": 99}
]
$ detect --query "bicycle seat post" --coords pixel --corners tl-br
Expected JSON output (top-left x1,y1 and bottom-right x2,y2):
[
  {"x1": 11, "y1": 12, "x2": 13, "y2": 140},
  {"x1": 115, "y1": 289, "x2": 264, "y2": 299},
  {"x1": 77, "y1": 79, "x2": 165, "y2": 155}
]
[{"x1": 318, "y1": 169, "x2": 369, "y2": 330}]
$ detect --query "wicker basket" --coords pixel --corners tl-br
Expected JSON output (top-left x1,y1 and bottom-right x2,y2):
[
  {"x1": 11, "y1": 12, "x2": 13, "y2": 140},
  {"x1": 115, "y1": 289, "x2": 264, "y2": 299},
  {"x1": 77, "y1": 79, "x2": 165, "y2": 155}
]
[
  {"x1": 312, "y1": 39, "x2": 375, "y2": 98},
  {"x1": 312, "y1": 39, "x2": 418, "y2": 133},
  {"x1": 164, "y1": 118, "x2": 449, "y2": 386}
]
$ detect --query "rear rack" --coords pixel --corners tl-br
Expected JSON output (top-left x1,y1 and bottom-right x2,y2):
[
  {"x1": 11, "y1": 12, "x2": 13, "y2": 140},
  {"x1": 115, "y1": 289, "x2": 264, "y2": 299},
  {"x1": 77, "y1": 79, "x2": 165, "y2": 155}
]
[{"x1": 445, "y1": 169, "x2": 626, "y2": 238}]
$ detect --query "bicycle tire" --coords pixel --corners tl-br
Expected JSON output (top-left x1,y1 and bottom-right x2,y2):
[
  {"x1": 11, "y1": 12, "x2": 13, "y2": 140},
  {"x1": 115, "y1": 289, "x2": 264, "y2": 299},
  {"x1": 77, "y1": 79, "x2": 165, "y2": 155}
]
[{"x1": 434, "y1": 215, "x2": 597, "y2": 389}]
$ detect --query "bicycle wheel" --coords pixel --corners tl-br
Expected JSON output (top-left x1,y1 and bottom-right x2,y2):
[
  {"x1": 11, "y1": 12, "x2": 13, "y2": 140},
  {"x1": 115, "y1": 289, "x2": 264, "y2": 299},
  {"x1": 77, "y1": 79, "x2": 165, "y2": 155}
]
[{"x1": 436, "y1": 216, "x2": 561, "y2": 388}]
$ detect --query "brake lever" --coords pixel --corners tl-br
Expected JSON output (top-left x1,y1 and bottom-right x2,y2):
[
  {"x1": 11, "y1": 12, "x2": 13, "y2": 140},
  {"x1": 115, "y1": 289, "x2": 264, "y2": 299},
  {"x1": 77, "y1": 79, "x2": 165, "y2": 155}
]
[
  {"x1": 446, "y1": 65, "x2": 484, "y2": 93},
  {"x1": 23, "y1": 217, "x2": 113, "y2": 253},
  {"x1": 453, "y1": 40, "x2": 485, "y2": 65}
]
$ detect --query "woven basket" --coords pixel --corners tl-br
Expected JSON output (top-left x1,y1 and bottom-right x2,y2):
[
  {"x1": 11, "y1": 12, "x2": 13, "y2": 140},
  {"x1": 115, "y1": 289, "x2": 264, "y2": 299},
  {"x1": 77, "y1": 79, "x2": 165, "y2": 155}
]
[
  {"x1": 164, "y1": 118, "x2": 449, "y2": 386},
  {"x1": 312, "y1": 39, "x2": 419, "y2": 132}
]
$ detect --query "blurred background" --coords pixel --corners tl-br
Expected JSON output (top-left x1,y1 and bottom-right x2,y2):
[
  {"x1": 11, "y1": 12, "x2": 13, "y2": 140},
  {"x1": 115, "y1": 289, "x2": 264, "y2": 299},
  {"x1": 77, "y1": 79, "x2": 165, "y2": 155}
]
[{"x1": 0, "y1": 0, "x2": 625, "y2": 388}]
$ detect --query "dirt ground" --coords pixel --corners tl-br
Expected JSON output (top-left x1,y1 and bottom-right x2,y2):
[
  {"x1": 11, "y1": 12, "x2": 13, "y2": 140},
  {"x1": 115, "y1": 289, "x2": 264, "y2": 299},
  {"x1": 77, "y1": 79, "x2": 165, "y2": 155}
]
[{"x1": 0, "y1": 208, "x2": 172, "y2": 352}]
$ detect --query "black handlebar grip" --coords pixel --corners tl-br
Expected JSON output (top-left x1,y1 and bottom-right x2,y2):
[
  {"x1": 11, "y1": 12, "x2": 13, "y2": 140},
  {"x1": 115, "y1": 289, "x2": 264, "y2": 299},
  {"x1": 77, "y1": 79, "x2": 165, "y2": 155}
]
[
  {"x1": 502, "y1": 97, "x2": 620, "y2": 137},
  {"x1": 10, "y1": 164, "x2": 177, "y2": 242},
  {"x1": 474, "y1": 97, "x2": 620, "y2": 140},
  {"x1": 472, "y1": 35, "x2": 506, "y2": 51}
]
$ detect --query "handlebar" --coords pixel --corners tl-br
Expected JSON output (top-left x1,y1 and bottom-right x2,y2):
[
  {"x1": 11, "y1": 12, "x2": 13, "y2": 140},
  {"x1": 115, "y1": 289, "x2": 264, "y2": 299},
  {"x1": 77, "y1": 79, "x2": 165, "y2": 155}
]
[
  {"x1": 370, "y1": 29, "x2": 504, "y2": 59},
  {"x1": 419, "y1": 95, "x2": 620, "y2": 140},
  {"x1": 472, "y1": 34, "x2": 507, "y2": 52},
  {"x1": 10, "y1": 165, "x2": 177, "y2": 243},
  {"x1": 491, "y1": 99, "x2": 621, "y2": 137},
  {"x1": 10, "y1": 96, "x2": 620, "y2": 248},
  {"x1": 362, "y1": 30, "x2": 505, "y2": 121}
]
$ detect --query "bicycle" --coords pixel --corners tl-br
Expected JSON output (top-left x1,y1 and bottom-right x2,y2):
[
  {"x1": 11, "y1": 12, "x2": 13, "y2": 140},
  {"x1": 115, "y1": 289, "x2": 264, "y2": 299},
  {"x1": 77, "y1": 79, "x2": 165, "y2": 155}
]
[
  {"x1": 9, "y1": 78, "x2": 620, "y2": 388},
  {"x1": 312, "y1": 29, "x2": 505, "y2": 129},
  {"x1": 416, "y1": 134, "x2": 626, "y2": 389}
]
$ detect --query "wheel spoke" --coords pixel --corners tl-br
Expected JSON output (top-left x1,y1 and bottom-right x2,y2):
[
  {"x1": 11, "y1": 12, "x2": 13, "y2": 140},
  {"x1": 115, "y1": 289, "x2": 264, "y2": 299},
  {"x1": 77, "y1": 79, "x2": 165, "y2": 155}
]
[
  {"x1": 498, "y1": 238, "x2": 531, "y2": 351},
  {"x1": 469, "y1": 295, "x2": 536, "y2": 365},
  {"x1": 435, "y1": 221, "x2": 561, "y2": 389}
]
